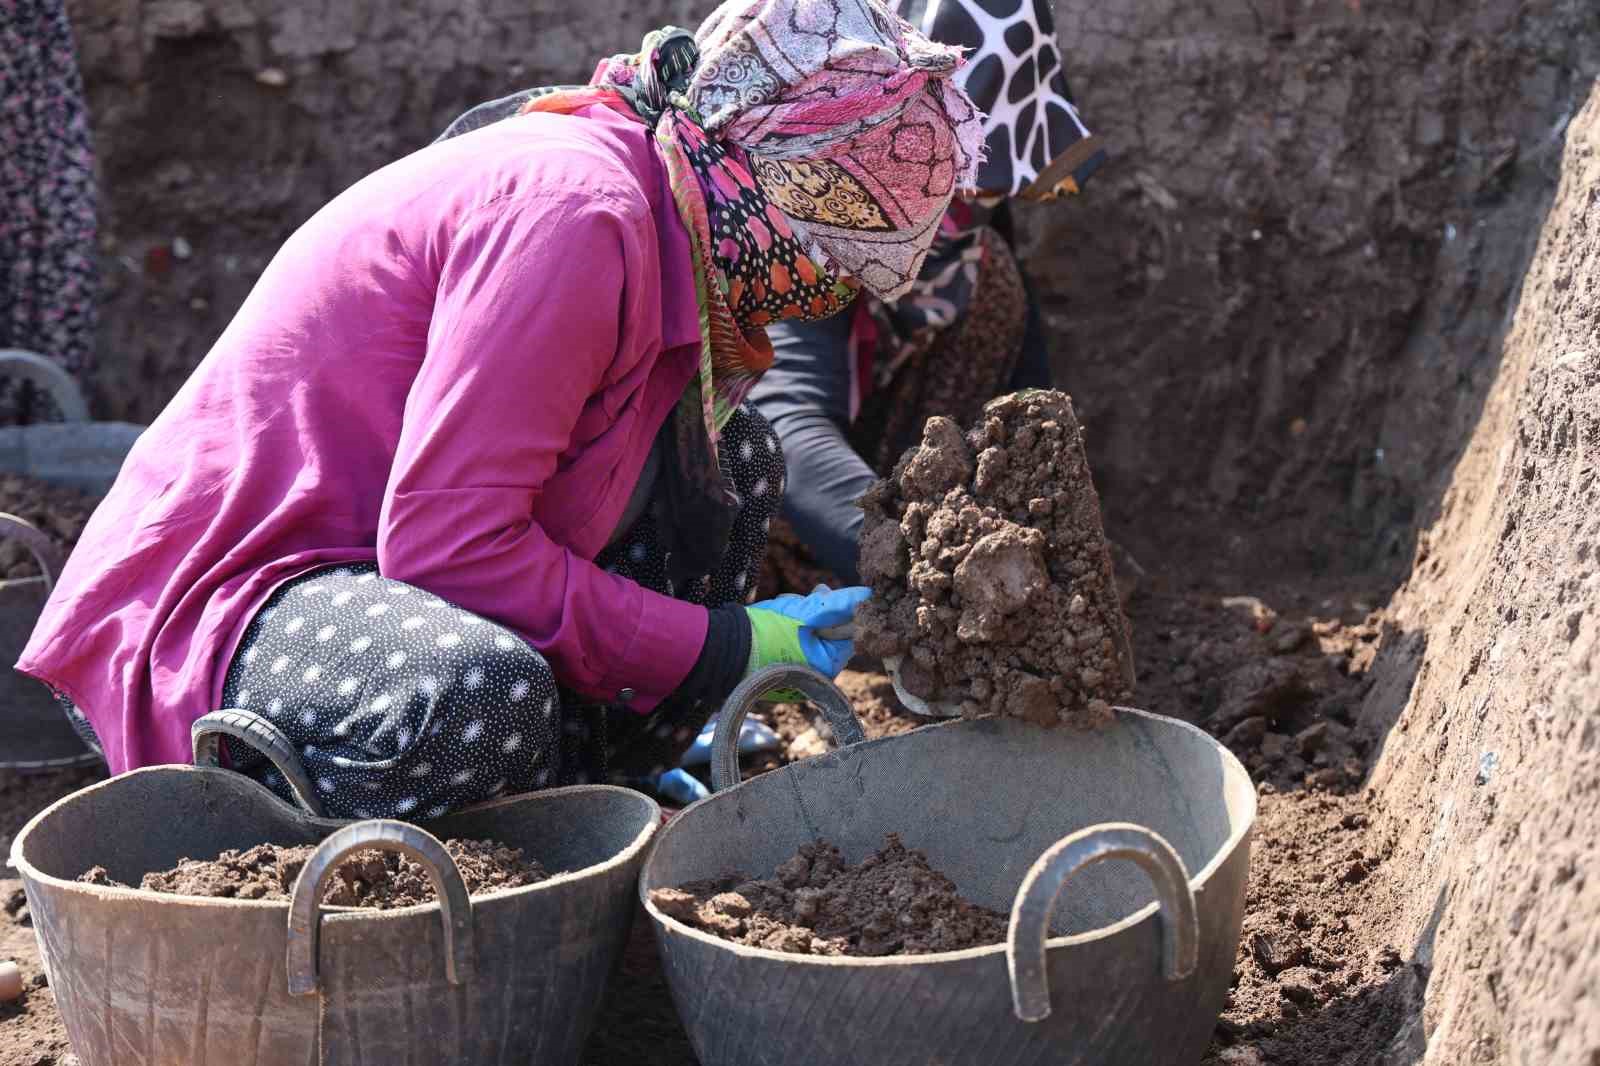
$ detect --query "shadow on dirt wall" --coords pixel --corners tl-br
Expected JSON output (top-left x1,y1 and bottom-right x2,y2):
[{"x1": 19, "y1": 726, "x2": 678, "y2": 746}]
[{"x1": 1017, "y1": 2, "x2": 1599, "y2": 594}]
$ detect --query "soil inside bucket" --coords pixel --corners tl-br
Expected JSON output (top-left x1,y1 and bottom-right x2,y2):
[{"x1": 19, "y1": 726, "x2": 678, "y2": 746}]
[
  {"x1": 854, "y1": 390, "x2": 1132, "y2": 729},
  {"x1": 649, "y1": 834, "x2": 1008, "y2": 956},
  {"x1": 0, "y1": 475, "x2": 100, "y2": 579},
  {"x1": 79, "y1": 837, "x2": 549, "y2": 908}
]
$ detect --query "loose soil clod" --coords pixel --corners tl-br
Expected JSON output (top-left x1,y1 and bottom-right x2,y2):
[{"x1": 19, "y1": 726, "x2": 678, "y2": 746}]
[
  {"x1": 855, "y1": 390, "x2": 1132, "y2": 728},
  {"x1": 650, "y1": 834, "x2": 1008, "y2": 957},
  {"x1": 78, "y1": 838, "x2": 549, "y2": 908}
]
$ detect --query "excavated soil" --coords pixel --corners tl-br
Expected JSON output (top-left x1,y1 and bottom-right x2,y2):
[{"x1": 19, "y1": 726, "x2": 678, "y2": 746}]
[
  {"x1": 649, "y1": 834, "x2": 1008, "y2": 957},
  {"x1": 855, "y1": 391, "x2": 1132, "y2": 728},
  {"x1": 78, "y1": 838, "x2": 548, "y2": 908},
  {"x1": 0, "y1": 571, "x2": 1547, "y2": 1066},
  {"x1": 1205, "y1": 788, "x2": 1417, "y2": 1066},
  {"x1": 0, "y1": 477, "x2": 99, "y2": 580}
]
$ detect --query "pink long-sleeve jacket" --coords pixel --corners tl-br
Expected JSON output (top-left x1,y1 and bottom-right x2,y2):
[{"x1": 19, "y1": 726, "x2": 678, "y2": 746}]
[{"x1": 18, "y1": 104, "x2": 712, "y2": 774}]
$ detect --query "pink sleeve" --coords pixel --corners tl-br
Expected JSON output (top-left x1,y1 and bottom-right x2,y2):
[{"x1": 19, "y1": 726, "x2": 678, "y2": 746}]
[{"x1": 376, "y1": 188, "x2": 707, "y2": 710}]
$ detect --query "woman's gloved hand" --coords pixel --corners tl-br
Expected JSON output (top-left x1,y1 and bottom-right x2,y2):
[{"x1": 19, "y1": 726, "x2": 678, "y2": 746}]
[{"x1": 744, "y1": 585, "x2": 871, "y2": 680}]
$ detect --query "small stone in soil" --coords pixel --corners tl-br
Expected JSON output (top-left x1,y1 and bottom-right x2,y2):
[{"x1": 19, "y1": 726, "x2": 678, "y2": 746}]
[
  {"x1": 78, "y1": 838, "x2": 550, "y2": 909},
  {"x1": 1276, "y1": 967, "x2": 1319, "y2": 1004},
  {"x1": 0, "y1": 960, "x2": 22, "y2": 1001},
  {"x1": 1225, "y1": 716, "x2": 1269, "y2": 749},
  {"x1": 649, "y1": 834, "x2": 1007, "y2": 957},
  {"x1": 1248, "y1": 929, "x2": 1305, "y2": 975}
]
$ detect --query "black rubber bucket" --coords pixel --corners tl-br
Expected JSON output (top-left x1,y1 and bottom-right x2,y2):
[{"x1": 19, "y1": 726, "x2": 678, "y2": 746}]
[
  {"x1": 11, "y1": 711, "x2": 659, "y2": 1065},
  {"x1": 0, "y1": 513, "x2": 100, "y2": 771},
  {"x1": 0, "y1": 349, "x2": 144, "y2": 771},
  {"x1": 642, "y1": 665, "x2": 1256, "y2": 1066}
]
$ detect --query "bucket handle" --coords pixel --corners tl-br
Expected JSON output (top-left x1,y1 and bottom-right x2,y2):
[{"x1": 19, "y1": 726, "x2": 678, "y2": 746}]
[
  {"x1": 0, "y1": 349, "x2": 92, "y2": 423},
  {"x1": 286, "y1": 820, "x2": 475, "y2": 996},
  {"x1": 0, "y1": 512, "x2": 65, "y2": 593},
  {"x1": 192, "y1": 708, "x2": 326, "y2": 818},
  {"x1": 708, "y1": 664, "x2": 868, "y2": 793},
  {"x1": 1007, "y1": 823, "x2": 1199, "y2": 1023}
]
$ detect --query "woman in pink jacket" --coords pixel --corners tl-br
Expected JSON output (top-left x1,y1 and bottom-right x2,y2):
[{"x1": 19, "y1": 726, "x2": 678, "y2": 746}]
[{"x1": 18, "y1": 0, "x2": 982, "y2": 818}]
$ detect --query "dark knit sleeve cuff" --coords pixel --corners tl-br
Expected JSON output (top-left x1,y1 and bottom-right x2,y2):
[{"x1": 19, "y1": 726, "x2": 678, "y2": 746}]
[{"x1": 676, "y1": 604, "x2": 752, "y2": 705}]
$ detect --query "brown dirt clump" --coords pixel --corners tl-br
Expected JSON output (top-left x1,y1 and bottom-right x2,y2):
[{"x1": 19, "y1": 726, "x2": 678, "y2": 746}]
[
  {"x1": 79, "y1": 838, "x2": 548, "y2": 908},
  {"x1": 649, "y1": 834, "x2": 1007, "y2": 957},
  {"x1": 1132, "y1": 580, "x2": 1382, "y2": 794},
  {"x1": 855, "y1": 390, "x2": 1132, "y2": 728},
  {"x1": 0, "y1": 476, "x2": 100, "y2": 579}
]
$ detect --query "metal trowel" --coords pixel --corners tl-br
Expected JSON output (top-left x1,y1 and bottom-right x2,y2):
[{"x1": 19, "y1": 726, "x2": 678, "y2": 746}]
[{"x1": 812, "y1": 619, "x2": 965, "y2": 718}]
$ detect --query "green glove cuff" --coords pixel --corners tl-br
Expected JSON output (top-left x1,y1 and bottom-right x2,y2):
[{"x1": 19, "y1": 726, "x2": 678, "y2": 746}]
[
  {"x1": 744, "y1": 606, "x2": 807, "y2": 673},
  {"x1": 744, "y1": 607, "x2": 810, "y2": 702}
]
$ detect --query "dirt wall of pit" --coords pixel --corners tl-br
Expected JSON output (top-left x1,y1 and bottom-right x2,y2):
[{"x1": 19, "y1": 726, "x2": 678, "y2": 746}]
[
  {"x1": 1347, "y1": 84, "x2": 1600, "y2": 1064},
  {"x1": 1025, "y1": 0, "x2": 1598, "y2": 577},
  {"x1": 66, "y1": 0, "x2": 707, "y2": 420}
]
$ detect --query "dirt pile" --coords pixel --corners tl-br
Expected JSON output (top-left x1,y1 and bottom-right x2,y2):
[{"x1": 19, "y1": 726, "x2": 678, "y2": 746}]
[
  {"x1": 855, "y1": 390, "x2": 1132, "y2": 727},
  {"x1": 1134, "y1": 585, "x2": 1381, "y2": 793},
  {"x1": 1112, "y1": 572, "x2": 1426, "y2": 1065},
  {"x1": 79, "y1": 837, "x2": 548, "y2": 908},
  {"x1": 1204, "y1": 786, "x2": 1420, "y2": 1066},
  {"x1": 649, "y1": 834, "x2": 1007, "y2": 957},
  {"x1": 0, "y1": 476, "x2": 100, "y2": 580}
]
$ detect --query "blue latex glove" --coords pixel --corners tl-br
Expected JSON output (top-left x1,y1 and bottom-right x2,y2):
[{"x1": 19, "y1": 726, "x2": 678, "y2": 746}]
[
  {"x1": 679, "y1": 714, "x2": 783, "y2": 768},
  {"x1": 745, "y1": 585, "x2": 872, "y2": 679},
  {"x1": 653, "y1": 768, "x2": 710, "y2": 806}
]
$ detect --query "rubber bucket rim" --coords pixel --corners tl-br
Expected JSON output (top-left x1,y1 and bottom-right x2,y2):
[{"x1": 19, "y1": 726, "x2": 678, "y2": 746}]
[
  {"x1": 13, "y1": 766, "x2": 661, "y2": 916},
  {"x1": 640, "y1": 705, "x2": 1256, "y2": 968}
]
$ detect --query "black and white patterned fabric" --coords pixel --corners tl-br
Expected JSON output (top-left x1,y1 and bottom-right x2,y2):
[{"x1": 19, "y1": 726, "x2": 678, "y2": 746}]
[
  {"x1": 202, "y1": 403, "x2": 784, "y2": 817},
  {"x1": 219, "y1": 563, "x2": 562, "y2": 820},
  {"x1": 894, "y1": 0, "x2": 1105, "y2": 200}
]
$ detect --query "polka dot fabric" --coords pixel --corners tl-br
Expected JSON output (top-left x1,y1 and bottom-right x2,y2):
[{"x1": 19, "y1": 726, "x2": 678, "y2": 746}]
[
  {"x1": 219, "y1": 563, "x2": 562, "y2": 820},
  {"x1": 598, "y1": 404, "x2": 784, "y2": 608}
]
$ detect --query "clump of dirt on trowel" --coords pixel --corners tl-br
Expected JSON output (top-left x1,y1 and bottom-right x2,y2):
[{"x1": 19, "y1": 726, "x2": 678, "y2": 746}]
[
  {"x1": 649, "y1": 834, "x2": 1007, "y2": 956},
  {"x1": 79, "y1": 838, "x2": 548, "y2": 908},
  {"x1": 854, "y1": 390, "x2": 1132, "y2": 728}
]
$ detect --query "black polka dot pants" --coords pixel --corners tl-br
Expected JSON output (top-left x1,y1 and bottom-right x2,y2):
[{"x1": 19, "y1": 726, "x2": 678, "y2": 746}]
[{"x1": 219, "y1": 563, "x2": 562, "y2": 820}]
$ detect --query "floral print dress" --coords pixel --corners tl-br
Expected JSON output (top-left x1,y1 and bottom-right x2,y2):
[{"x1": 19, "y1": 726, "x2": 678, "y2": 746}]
[{"x1": 1, "y1": 0, "x2": 98, "y2": 423}]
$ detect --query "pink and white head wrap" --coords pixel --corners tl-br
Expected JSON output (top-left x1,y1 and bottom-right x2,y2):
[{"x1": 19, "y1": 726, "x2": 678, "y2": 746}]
[{"x1": 686, "y1": 0, "x2": 986, "y2": 300}]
